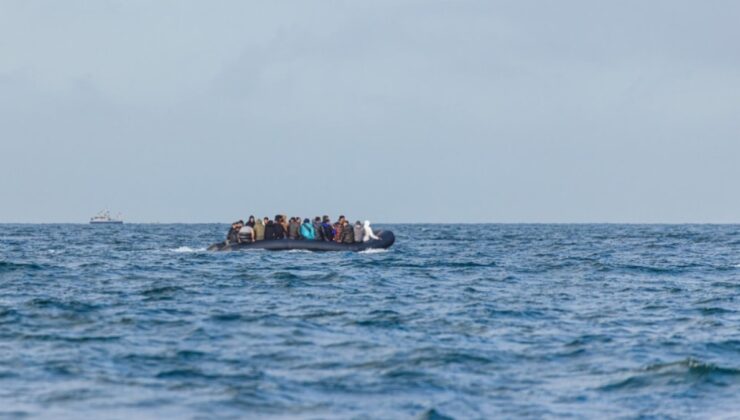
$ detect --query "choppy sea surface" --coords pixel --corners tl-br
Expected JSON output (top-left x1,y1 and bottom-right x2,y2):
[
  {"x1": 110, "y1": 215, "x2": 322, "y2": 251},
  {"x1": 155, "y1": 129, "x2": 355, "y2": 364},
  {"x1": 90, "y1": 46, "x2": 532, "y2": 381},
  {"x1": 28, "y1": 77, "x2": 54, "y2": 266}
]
[{"x1": 1, "y1": 224, "x2": 740, "y2": 419}]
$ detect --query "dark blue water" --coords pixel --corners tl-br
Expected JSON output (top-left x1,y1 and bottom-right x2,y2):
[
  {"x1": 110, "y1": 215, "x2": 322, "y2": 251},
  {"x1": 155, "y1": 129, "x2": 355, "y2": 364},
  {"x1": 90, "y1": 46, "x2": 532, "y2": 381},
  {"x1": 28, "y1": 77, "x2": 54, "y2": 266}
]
[{"x1": 2, "y1": 224, "x2": 740, "y2": 418}]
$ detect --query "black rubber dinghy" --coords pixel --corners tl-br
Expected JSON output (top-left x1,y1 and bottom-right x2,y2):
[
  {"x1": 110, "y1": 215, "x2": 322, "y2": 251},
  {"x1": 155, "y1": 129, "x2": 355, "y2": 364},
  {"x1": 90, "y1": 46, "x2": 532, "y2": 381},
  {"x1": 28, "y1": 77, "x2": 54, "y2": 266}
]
[{"x1": 208, "y1": 230, "x2": 395, "y2": 252}]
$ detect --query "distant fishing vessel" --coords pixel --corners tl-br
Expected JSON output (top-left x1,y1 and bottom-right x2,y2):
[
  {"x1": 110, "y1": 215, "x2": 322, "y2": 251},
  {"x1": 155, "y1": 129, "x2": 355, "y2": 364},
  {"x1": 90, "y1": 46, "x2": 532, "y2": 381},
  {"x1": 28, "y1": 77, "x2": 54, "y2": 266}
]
[{"x1": 89, "y1": 210, "x2": 123, "y2": 224}]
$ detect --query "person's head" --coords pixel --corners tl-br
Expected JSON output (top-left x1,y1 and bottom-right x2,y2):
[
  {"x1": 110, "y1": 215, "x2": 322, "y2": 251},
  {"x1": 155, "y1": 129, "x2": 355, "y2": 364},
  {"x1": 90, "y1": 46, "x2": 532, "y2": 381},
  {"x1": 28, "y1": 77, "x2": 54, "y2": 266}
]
[
  {"x1": 248, "y1": 215, "x2": 255, "y2": 223},
  {"x1": 364, "y1": 220, "x2": 371, "y2": 228},
  {"x1": 323, "y1": 215, "x2": 330, "y2": 223},
  {"x1": 355, "y1": 220, "x2": 362, "y2": 226},
  {"x1": 303, "y1": 218, "x2": 310, "y2": 224},
  {"x1": 263, "y1": 217, "x2": 269, "y2": 223},
  {"x1": 314, "y1": 216, "x2": 321, "y2": 222},
  {"x1": 275, "y1": 215, "x2": 281, "y2": 223},
  {"x1": 338, "y1": 215, "x2": 345, "y2": 223},
  {"x1": 256, "y1": 218, "x2": 264, "y2": 226}
]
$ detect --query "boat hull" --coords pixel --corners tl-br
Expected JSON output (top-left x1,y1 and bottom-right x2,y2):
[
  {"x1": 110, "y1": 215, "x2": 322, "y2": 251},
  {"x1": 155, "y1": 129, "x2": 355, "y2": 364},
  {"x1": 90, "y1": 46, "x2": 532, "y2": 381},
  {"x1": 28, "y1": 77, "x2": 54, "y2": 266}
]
[{"x1": 208, "y1": 230, "x2": 395, "y2": 252}]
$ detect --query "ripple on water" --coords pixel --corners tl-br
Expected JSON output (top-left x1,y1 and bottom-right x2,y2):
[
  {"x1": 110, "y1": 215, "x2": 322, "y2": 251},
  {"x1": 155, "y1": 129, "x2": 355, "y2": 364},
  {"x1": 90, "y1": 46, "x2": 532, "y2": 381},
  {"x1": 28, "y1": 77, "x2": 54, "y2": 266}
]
[
  {"x1": 598, "y1": 358, "x2": 740, "y2": 392},
  {"x1": 0, "y1": 260, "x2": 46, "y2": 272}
]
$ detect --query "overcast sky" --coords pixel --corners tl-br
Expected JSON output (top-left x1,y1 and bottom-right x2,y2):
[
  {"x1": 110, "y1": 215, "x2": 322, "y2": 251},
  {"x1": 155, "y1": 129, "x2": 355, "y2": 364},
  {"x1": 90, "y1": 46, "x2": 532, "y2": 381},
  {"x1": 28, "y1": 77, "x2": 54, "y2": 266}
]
[{"x1": 1, "y1": 1, "x2": 738, "y2": 223}]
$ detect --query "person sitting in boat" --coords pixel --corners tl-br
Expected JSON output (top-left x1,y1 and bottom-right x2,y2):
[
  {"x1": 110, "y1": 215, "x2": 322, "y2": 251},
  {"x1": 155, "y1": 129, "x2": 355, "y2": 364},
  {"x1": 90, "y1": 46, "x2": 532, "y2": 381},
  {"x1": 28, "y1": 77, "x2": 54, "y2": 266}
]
[
  {"x1": 265, "y1": 215, "x2": 285, "y2": 239},
  {"x1": 238, "y1": 223, "x2": 255, "y2": 243},
  {"x1": 278, "y1": 215, "x2": 289, "y2": 236},
  {"x1": 353, "y1": 220, "x2": 364, "y2": 242},
  {"x1": 320, "y1": 216, "x2": 335, "y2": 241},
  {"x1": 288, "y1": 217, "x2": 301, "y2": 239},
  {"x1": 254, "y1": 218, "x2": 265, "y2": 240},
  {"x1": 363, "y1": 220, "x2": 380, "y2": 242},
  {"x1": 313, "y1": 217, "x2": 324, "y2": 241},
  {"x1": 333, "y1": 221, "x2": 343, "y2": 243},
  {"x1": 300, "y1": 218, "x2": 316, "y2": 240},
  {"x1": 226, "y1": 220, "x2": 243, "y2": 244},
  {"x1": 263, "y1": 219, "x2": 276, "y2": 240},
  {"x1": 340, "y1": 220, "x2": 355, "y2": 244},
  {"x1": 246, "y1": 215, "x2": 256, "y2": 228}
]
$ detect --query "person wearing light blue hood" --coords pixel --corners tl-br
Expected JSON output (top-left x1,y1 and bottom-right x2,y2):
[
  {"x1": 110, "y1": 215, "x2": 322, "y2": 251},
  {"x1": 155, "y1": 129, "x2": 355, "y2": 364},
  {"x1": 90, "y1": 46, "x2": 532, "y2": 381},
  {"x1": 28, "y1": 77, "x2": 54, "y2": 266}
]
[{"x1": 300, "y1": 218, "x2": 316, "y2": 240}]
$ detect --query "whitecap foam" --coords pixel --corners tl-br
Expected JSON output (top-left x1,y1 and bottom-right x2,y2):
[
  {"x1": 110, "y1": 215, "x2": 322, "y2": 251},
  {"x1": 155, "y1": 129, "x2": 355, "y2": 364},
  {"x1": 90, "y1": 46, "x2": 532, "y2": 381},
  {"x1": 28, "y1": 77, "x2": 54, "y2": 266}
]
[
  {"x1": 359, "y1": 248, "x2": 388, "y2": 254},
  {"x1": 171, "y1": 246, "x2": 206, "y2": 253}
]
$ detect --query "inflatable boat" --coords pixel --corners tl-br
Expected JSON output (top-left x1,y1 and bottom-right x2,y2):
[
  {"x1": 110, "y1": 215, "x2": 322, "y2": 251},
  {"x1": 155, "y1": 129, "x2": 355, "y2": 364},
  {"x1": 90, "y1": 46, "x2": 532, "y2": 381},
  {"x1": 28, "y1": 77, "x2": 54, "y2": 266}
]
[{"x1": 207, "y1": 230, "x2": 395, "y2": 252}]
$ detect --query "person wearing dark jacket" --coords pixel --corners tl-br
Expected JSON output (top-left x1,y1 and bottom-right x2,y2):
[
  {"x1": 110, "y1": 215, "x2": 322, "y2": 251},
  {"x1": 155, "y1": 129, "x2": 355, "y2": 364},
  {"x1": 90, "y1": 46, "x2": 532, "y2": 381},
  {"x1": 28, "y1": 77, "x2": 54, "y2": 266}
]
[
  {"x1": 263, "y1": 219, "x2": 277, "y2": 240},
  {"x1": 265, "y1": 219, "x2": 285, "y2": 240},
  {"x1": 226, "y1": 221, "x2": 241, "y2": 244},
  {"x1": 273, "y1": 217, "x2": 286, "y2": 239},
  {"x1": 321, "y1": 216, "x2": 334, "y2": 241},
  {"x1": 340, "y1": 221, "x2": 355, "y2": 244}
]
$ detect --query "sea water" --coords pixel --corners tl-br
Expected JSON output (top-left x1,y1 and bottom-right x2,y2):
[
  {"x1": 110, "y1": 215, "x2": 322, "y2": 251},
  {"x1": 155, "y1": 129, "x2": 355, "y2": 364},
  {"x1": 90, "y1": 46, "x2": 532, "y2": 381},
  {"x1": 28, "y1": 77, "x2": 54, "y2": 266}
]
[{"x1": 1, "y1": 224, "x2": 739, "y2": 418}]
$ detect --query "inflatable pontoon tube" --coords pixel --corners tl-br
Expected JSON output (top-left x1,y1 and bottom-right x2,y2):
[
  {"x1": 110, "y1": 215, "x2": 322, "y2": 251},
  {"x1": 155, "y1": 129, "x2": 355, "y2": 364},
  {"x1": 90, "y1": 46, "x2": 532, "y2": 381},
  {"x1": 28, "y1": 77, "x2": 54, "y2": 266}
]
[{"x1": 208, "y1": 230, "x2": 395, "y2": 252}]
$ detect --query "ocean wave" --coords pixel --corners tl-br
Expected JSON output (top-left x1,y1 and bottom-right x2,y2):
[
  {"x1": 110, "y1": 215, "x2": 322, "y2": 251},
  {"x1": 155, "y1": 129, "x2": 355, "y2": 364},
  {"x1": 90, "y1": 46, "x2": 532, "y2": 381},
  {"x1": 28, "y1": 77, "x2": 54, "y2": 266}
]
[
  {"x1": 141, "y1": 286, "x2": 185, "y2": 300},
  {"x1": 598, "y1": 358, "x2": 740, "y2": 392},
  {"x1": 0, "y1": 260, "x2": 45, "y2": 272}
]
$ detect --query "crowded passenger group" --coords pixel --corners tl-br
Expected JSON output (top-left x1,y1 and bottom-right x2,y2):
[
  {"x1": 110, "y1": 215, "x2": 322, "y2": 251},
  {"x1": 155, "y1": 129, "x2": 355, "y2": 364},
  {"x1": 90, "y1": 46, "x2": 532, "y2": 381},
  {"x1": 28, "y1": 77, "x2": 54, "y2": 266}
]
[{"x1": 225, "y1": 215, "x2": 380, "y2": 245}]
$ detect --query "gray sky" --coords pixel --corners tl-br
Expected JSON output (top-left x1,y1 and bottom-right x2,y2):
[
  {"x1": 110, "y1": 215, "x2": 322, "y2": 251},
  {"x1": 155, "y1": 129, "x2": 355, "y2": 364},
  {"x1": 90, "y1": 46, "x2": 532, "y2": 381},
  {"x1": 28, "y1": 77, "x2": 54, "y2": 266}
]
[{"x1": 1, "y1": 1, "x2": 739, "y2": 223}]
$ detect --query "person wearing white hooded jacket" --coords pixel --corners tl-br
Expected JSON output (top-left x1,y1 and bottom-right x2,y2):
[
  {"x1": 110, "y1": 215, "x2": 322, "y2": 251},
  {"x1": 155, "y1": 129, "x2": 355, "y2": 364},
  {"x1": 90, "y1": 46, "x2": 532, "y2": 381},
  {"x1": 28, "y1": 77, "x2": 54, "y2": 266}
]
[{"x1": 362, "y1": 220, "x2": 380, "y2": 242}]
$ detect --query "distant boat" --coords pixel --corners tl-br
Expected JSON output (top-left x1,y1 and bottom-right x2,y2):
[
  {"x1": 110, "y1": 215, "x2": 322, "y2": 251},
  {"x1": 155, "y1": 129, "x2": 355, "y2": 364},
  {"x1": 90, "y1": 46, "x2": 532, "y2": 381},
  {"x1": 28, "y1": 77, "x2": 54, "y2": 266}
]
[{"x1": 90, "y1": 210, "x2": 123, "y2": 224}]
